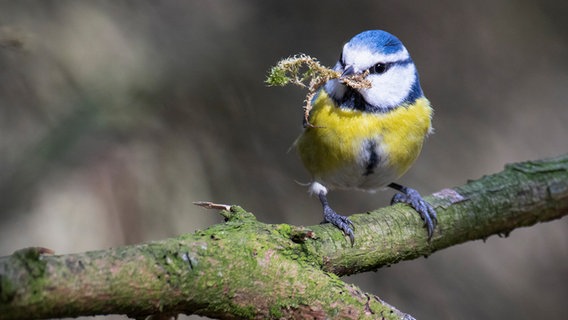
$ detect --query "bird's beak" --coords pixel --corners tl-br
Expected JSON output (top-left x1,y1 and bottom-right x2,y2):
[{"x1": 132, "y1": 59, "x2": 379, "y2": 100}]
[{"x1": 340, "y1": 65, "x2": 355, "y2": 79}]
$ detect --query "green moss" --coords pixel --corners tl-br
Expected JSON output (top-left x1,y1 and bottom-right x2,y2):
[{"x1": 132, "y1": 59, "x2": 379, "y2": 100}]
[
  {"x1": 227, "y1": 206, "x2": 256, "y2": 222},
  {"x1": 264, "y1": 54, "x2": 340, "y2": 89},
  {"x1": 0, "y1": 274, "x2": 16, "y2": 303},
  {"x1": 274, "y1": 223, "x2": 292, "y2": 237},
  {"x1": 265, "y1": 66, "x2": 290, "y2": 86},
  {"x1": 7, "y1": 247, "x2": 50, "y2": 304},
  {"x1": 230, "y1": 305, "x2": 256, "y2": 319},
  {"x1": 12, "y1": 248, "x2": 47, "y2": 278},
  {"x1": 269, "y1": 304, "x2": 284, "y2": 318}
]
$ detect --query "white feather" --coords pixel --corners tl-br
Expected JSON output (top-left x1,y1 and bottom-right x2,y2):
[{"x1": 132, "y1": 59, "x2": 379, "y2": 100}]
[
  {"x1": 362, "y1": 63, "x2": 416, "y2": 108},
  {"x1": 309, "y1": 181, "x2": 328, "y2": 195},
  {"x1": 342, "y1": 45, "x2": 409, "y2": 71}
]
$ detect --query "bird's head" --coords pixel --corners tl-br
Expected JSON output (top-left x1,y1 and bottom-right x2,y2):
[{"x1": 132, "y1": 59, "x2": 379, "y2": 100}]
[{"x1": 325, "y1": 30, "x2": 423, "y2": 112}]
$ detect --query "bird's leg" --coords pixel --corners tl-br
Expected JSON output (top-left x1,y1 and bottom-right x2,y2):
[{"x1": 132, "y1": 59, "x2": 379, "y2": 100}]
[
  {"x1": 388, "y1": 182, "x2": 437, "y2": 240},
  {"x1": 318, "y1": 191, "x2": 355, "y2": 245}
]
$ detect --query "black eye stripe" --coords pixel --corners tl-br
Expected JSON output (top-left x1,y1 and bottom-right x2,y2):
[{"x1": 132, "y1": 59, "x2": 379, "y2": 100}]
[
  {"x1": 339, "y1": 57, "x2": 412, "y2": 73},
  {"x1": 339, "y1": 52, "x2": 345, "y2": 67},
  {"x1": 368, "y1": 58, "x2": 413, "y2": 75}
]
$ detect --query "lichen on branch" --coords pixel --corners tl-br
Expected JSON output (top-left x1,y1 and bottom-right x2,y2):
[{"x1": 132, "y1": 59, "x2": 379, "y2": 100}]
[{"x1": 265, "y1": 54, "x2": 370, "y2": 127}]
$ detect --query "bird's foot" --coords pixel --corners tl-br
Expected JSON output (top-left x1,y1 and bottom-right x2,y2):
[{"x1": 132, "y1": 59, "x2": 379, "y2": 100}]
[
  {"x1": 389, "y1": 183, "x2": 437, "y2": 240},
  {"x1": 314, "y1": 184, "x2": 355, "y2": 245},
  {"x1": 322, "y1": 204, "x2": 355, "y2": 245}
]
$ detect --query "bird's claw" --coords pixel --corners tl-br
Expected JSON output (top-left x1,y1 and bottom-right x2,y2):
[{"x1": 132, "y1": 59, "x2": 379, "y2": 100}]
[
  {"x1": 322, "y1": 205, "x2": 355, "y2": 245},
  {"x1": 391, "y1": 188, "x2": 437, "y2": 240}
]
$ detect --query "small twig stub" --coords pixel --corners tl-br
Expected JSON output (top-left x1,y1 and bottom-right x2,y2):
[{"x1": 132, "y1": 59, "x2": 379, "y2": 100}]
[{"x1": 193, "y1": 201, "x2": 232, "y2": 211}]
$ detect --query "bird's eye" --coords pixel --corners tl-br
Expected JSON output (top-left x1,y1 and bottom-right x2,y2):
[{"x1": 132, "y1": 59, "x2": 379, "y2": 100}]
[{"x1": 370, "y1": 63, "x2": 388, "y2": 74}]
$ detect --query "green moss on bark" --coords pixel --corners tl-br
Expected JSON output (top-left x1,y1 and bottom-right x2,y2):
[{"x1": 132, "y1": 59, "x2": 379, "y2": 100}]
[{"x1": 1, "y1": 155, "x2": 567, "y2": 319}]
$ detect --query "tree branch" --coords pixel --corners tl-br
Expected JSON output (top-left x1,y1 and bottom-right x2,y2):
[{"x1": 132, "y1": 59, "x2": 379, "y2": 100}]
[{"x1": 1, "y1": 154, "x2": 567, "y2": 319}]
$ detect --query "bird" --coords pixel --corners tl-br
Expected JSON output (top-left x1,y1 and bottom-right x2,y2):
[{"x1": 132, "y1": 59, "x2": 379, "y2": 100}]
[{"x1": 295, "y1": 30, "x2": 437, "y2": 245}]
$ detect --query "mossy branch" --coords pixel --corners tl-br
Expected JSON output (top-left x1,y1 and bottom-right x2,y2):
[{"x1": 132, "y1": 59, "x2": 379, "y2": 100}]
[
  {"x1": 265, "y1": 54, "x2": 370, "y2": 127},
  {"x1": 1, "y1": 154, "x2": 568, "y2": 320}
]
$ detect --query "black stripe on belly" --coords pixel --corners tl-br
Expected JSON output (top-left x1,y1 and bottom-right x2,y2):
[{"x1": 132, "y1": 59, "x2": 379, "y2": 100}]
[{"x1": 363, "y1": 140, "x2": 379, "y2": 176}]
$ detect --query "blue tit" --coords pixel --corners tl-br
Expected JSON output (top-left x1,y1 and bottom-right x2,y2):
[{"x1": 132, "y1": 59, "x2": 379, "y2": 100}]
[{"x1": 296, "y1": 30, "x2": 437, "y2": 244}]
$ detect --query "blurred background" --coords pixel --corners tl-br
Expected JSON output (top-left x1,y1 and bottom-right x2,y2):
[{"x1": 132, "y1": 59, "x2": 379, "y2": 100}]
[{"x1": 1, "y1": 1, "x2": 567, "y2": 319}]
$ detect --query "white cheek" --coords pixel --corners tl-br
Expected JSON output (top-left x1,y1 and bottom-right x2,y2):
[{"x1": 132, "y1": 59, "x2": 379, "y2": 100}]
[{"x1": 362, "y1": 64, "x2": 416, "y2": 107}]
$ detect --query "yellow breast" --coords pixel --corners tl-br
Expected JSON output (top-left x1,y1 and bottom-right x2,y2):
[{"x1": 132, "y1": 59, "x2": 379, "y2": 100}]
[{"x1": 296, "y1": 91, "x2": 432, "y2": 188}]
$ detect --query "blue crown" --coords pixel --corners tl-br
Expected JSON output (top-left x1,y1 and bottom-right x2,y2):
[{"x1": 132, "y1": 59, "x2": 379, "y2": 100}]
[{"x1": 347, "y1": 30, "x2": 404, "y2": 55}]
